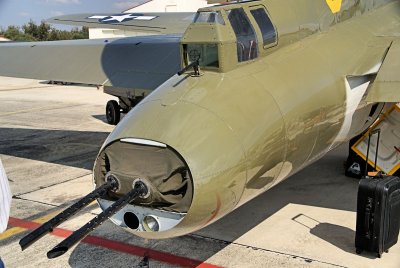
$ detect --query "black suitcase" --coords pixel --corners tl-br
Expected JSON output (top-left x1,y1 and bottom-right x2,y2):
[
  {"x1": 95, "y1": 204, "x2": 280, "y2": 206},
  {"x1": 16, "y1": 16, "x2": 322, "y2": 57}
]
[
  {"x1": 355, "y1": 175, "x2": 400, "y2": 257},
  {"x1": 355, "y1": 129, "x2": 400, "y2": 257}
]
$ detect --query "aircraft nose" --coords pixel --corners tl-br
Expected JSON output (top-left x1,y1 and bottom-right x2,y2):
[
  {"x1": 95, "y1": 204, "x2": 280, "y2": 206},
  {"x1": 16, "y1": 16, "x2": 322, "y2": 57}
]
[{"x1": 93, "y1": 99, "x2": 247, "y2": 238}]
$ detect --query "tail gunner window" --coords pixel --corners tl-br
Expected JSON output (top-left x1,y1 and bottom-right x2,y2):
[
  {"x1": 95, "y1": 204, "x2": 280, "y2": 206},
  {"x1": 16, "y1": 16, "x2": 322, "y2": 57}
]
[
  {"x1": 250, "y1": 8, "x2": 277, "y2": 47},
  {"x1": 227, "y1": 8, "x2": 258, "y2": 62},
  {"x1": 186, "y1": 44, "x2": 219, "y2": 68},
  {"x1": 194, "y1": 11, "x2": 225, "y2": 25}
]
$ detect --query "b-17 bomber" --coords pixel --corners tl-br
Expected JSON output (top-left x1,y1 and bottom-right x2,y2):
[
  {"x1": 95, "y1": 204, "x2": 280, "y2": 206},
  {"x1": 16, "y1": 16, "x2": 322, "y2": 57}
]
[{"x1": 0, "y1": 0, "x2": 399, "y2": 259}]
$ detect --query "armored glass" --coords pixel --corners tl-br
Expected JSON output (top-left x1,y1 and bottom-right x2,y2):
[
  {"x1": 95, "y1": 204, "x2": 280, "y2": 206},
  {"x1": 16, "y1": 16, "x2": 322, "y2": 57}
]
[
  {"x1": 186, "y1": 43, "x2": 219, "y2": 68},
  {"x1": 194, "y1": 11, "x2": 225, "y2": 25},
  {"x1": 227, "y1": 8, "x2": 258, "y2": 62},
  {"x1": 250, "y1": 8, "x2": 277, "y2": 47}
]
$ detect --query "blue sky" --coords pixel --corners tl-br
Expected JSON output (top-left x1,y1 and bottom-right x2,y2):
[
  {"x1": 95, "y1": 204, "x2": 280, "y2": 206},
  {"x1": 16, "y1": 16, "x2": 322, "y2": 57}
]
[{"x1": 0, "y1": 0, "x2": 147, "y2": 29}]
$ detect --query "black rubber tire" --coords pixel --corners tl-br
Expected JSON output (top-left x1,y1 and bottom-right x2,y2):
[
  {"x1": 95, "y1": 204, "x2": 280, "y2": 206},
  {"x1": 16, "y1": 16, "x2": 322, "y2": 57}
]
[{"x1": 106, "y1": 100, "x2": 120, "y2": 125}]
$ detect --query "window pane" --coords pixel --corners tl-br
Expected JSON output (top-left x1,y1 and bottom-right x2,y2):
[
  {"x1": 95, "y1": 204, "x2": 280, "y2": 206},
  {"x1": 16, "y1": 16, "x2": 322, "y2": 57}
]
[
  {"x1": 250, "y1": 8, "x2": 277, "y2": 46},
  {"x1": 227, "y1": 8, "x2": 258, "y2": 62},
  {"x1": 194, "y1": 11, "x2": 225, "y2": 25},
  {"x1": 187, "y1": 44, "x2": 219, "y2": 68}
]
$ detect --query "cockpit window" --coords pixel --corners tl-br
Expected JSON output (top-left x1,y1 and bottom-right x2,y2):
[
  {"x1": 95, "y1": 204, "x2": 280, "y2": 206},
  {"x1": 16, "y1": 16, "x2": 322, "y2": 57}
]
[
  {"x1": 227, "y1": 8, "x2": 258, "y2": 62},
  {"x1": 194, "y1": 11, "x2": 225, "y2": 25},
  {"x1": 186, "y1": 43, "x2": 219, "y2": 68},
  {"x1": 250, "y1": 8, "x2": 277, "y2": 47}
]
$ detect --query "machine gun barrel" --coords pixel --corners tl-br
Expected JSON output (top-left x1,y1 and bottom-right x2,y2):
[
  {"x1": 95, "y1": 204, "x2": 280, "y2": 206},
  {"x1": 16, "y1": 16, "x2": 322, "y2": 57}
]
[
  {"x1": 19, "y1": 178, "x2": 119, "y2": 251},
  {"x1": 177, "y1": 60, "x2": 199, "y2": 76},
  {"x1": 47, "y1": 181, "x2": 148, "y2": 259}
]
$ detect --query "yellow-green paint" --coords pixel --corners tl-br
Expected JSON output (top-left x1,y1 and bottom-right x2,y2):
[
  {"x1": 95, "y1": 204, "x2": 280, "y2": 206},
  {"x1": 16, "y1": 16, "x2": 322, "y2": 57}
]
[
  {"x1": 1, "y1": 0, "x2": 399, "y2": 245},
  {"x1": 92, "y1": 0, "x2": 399, "y2": 239}
]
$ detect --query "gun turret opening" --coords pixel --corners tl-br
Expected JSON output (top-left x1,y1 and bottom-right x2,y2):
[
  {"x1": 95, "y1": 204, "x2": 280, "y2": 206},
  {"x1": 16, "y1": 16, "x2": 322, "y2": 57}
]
[
  {"x1": 180, "y1": 4, "x2": 278, "y2": 73},
  {"x1": 93, "y1": 138, "x2": 194, "y2": 234},
  {"x1": 185, "y1": 44, "x2": 219, "y2": 68}
]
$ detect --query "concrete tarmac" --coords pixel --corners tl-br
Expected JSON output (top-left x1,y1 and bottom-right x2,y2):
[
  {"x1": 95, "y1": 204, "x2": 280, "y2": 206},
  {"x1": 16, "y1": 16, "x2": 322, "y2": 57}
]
[{"x1": 0, "y1": 76, "x2": 399, "y2": 268}]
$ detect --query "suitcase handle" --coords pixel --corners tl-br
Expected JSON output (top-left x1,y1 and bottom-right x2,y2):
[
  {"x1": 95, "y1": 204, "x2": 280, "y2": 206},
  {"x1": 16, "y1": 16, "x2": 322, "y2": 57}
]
[{"x1": 365, "y1": 129, "x2": 381, "y2": 177}]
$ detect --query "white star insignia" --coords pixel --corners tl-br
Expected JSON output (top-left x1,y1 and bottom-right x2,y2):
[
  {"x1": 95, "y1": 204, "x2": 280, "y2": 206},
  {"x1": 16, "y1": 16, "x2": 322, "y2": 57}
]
[
  {"x1": 87, "y1": 14, "x2": 157, "y2": 23},
  {"x1": 101, "y1": 14, "x2": 137, "y2": 23}
]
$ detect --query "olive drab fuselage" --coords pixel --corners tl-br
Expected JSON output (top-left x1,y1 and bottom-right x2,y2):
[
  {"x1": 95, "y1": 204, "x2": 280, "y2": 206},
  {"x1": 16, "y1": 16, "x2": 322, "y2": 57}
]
[{"x1": 94, "y1": 0, "x2": 399, "y2": 239}]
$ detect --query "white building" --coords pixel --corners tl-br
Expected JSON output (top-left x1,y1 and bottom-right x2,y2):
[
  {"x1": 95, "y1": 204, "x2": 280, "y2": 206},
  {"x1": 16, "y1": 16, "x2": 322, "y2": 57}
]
[
  {"x1": 89, "y1": 0, "x2": 212, "y2": 39},
  {"x1": 0, "y1": 35, "x2": 10, "y2": 42},
  {"x1": 126, "y1": 0, "x2": 211, "y2": 12}
]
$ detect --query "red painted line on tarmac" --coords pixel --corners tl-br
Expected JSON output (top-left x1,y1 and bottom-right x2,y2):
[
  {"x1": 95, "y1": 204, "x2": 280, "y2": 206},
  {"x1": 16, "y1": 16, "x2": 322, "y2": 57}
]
[{"x1": 8, "y1": 217, "x2": 222, "y2": 268}]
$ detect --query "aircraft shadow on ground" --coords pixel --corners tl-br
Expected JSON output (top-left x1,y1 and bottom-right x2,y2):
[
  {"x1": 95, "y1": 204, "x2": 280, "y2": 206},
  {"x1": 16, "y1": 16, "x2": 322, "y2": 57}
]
[
  {"x1": 91, "y1": 114, "x2": 108, "y2": 124},
  {"x1": 0, "y1": 127, "x2": 109, "y2": 170},
  {"x1": 196, "y1": 145, "x2": 359, "y2": 239},
  {"x1": 92, "y1": 114, "x2": 126, "y2": 124}
]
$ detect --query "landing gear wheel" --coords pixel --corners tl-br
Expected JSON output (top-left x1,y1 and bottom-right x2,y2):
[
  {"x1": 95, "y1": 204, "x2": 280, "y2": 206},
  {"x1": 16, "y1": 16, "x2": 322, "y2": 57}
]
[{"x1": 106, "y1": 100, "x2": 120, "y2": 125}]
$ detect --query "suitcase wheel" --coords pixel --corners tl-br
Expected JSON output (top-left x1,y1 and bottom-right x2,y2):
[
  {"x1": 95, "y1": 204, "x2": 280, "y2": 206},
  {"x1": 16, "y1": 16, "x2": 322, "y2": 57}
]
[
  {"x1": 356, "y1": 248, "x2": 362, "y2": 255},
  {"x1": 378, "y1": 253, "x2": 382, "y2": 258}
]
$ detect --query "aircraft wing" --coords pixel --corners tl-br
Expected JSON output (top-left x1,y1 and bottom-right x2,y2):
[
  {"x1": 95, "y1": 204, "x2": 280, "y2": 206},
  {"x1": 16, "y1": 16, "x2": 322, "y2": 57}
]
[
  {"x1": 48, "y1": 12, "x2": 195, "y2": 34},
  {"x1": 0, "y1": 35, "x2": 182, "y2": 91}
]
